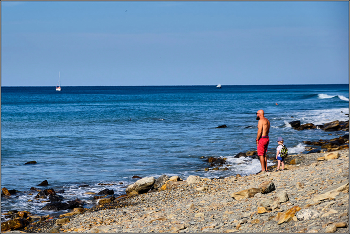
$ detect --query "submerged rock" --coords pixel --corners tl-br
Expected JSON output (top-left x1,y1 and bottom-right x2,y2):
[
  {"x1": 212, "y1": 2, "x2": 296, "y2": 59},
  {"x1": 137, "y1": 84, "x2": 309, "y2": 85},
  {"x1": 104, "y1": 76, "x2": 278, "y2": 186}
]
[
  {"x1": 24, "y1": 161, "x2": 37, "y2": 165},
  {"x1": 207, "y1": 156, "x2": 227, "y2": 167},
  {"x1": 37, "y1": 180, "x2": 49, "y2": 186}
]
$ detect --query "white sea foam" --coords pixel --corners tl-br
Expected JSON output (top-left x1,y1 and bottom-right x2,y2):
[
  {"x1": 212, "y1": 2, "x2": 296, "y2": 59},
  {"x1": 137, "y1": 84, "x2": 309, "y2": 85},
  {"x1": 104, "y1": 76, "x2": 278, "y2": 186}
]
[
  {"x1": 284, "y1": 120, "x2": 292, "y2": 128},
  {"x1": 296, "y1": 108, "x2": 349, "y2": 125},
  {"x1": 288, "y1": 143, "x2": 306, "y2": 154},
  {"x1": 225, "y1": 156, "x2": 274, "y2": 175},
  {"x1": 318, "y1": 94, "x2": 335, "y2": 99}
]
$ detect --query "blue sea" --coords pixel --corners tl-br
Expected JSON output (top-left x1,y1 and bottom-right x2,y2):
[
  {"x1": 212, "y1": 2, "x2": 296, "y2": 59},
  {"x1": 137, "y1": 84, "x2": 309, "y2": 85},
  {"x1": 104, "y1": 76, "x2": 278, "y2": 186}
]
[{"x1": 1, "y1": 85, "x2": 349, "y2": 217}]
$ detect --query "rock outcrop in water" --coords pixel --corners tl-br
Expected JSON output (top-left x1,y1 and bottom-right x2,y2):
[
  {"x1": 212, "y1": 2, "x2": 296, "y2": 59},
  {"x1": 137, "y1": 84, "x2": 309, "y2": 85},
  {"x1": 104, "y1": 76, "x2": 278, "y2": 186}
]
[{"x1": 289, "y1": 120, "x2": 349, "y2": 132}]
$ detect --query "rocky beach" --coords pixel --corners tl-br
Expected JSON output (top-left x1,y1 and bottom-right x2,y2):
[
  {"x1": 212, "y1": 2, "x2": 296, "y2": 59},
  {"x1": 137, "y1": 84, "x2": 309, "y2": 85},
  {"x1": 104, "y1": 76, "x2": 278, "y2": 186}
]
[{"x1": 2, "y1": 146, "x2": 349, "y2": 233}]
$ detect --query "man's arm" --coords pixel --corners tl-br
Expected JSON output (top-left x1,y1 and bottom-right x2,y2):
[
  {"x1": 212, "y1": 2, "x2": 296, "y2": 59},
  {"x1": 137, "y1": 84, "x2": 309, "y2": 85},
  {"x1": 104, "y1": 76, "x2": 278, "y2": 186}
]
[{"x1": 256, "y1": 120, "x2": 263, "y2": 142}]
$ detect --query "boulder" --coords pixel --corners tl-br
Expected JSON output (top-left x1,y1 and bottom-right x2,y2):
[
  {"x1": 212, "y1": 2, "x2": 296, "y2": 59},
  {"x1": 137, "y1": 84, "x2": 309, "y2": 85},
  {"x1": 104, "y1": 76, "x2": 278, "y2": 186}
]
[
  {"x1": 324, "y1": 152, "x2": 339, "y2": 160},
  {"x1": 125, "y1": 177, "x2": 155, "y2": 195},
  {"x1": 216, "y1": 124, "x2": 227, "y2": 128},
  {"x1": 169, "y1": 176, "x2": 182, "y2": 181},
  {"x1": 231, "y1": 188, "x2": 261, "y2": 200},
  {"x1": 334, "y1": 222, "x2": 348, "y2": 228},
  {"x1": 275, "y1": 191, "x2": 289, "y2": 203},
  {"x1": 259, "y1": 180, "x2": 275, "y2": 194},
  {"x1": 340, "y1": 120, "x2": 349, "y2": 130},
  {"x1": 48, "y1": 194, "x2": 64, "y2": 202},
  {"x1": 186, "y1": 175, "x2": 201, "y2": 184},
  {"x1": 297, "y1": 123, "x2": 316, "y2": 130},
  {"x1": 289, "y1": 120, "x2": 301, "y2": 129},
  {"x1": 323, "y1": 120, "x2": 340, "y2": 131},
  {"x1": 97, "y1": 189, "x2": 114, "y2": 195},
  {"x1": 152, "y1": 175, "x2": 169, "y2": 190}
]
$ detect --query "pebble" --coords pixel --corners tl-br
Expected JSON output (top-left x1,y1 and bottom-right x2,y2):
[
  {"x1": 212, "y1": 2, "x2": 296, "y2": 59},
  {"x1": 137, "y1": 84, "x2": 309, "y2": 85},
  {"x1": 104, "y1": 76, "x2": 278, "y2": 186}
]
[{"x1": 20, "y1": 149, "x2": 350, "y2": 233}]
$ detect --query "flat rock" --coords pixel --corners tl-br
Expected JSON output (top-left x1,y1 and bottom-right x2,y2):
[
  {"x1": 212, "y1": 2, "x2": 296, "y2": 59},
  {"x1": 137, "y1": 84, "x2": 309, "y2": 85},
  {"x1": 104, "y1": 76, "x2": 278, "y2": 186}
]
[
  {"x1": 126, "y1": 177, "x2": 155, "y2": 195},
  {"x1": 275, "y1": 206, "x2": 302, "y2": 224},
  {"x1": 296, "y1": 209, "x2": 320, "y2": 221},
  {"x1": 231, "y1": 188, "x2": 261, "y2": 200}
]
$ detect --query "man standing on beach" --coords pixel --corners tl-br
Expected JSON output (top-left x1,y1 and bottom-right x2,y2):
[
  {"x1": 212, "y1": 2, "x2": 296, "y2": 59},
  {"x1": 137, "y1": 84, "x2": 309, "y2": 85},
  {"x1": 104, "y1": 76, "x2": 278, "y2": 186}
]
[{"x1": 256, "y1": 109, "x2": 270, "y2": 172}]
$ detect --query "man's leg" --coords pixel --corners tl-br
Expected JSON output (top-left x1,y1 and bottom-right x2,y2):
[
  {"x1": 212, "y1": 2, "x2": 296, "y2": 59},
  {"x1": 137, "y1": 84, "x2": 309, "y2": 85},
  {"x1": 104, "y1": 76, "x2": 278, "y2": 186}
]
[
  {"x1": 264, "y1": 155, "x2": 268, "y2": 171},
  {"x1": 258, "y1": 155, "x2": 266, "y2": 172}
]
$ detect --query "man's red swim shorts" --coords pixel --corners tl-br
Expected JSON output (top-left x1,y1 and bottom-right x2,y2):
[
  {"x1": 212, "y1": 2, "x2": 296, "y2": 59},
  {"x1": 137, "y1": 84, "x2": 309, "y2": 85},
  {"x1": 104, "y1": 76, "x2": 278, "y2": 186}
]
[{"x1": 257, "y1": 136, "x2": 269, "y2": 156}]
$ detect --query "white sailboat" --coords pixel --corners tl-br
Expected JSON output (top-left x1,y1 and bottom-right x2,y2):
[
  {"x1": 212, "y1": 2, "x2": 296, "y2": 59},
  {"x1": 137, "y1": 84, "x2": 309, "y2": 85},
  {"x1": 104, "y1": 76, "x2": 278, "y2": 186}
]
[
  {"x1": 216, "y1": 84, "x2": 222, "y2": 89},
  {"x1": 56, "y1": 72, "x2": 61, "y2": 91}
]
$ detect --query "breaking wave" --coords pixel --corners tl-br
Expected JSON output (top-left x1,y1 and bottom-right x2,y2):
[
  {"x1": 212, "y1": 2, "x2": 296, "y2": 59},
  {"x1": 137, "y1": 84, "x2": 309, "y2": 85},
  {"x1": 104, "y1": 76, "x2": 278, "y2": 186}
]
[{"x1": 318, "y1": 94, "x2": 349, "y2": 101}]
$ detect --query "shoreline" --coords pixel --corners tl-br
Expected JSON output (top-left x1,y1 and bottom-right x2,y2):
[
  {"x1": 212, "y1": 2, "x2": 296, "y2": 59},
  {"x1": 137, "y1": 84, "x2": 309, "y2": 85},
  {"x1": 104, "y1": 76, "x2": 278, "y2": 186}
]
[{"x1": 6, "y1": 148, "x2": 348, "y2": 233}]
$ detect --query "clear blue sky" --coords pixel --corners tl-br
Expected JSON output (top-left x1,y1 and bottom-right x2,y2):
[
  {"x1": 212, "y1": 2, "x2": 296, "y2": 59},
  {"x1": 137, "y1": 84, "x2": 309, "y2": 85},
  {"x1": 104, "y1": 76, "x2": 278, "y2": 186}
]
[{"x1": 1, "y1": 1, "x2": 349, "y2": 86}]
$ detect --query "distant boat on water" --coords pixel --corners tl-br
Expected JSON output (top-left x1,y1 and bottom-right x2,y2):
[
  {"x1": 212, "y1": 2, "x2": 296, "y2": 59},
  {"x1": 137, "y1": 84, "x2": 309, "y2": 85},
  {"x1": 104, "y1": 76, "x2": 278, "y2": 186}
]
[
  {"x1": 56, "y1": 72, "x2": 61, "y2": 91},
  {"x1": 216, "y1": 84, "x2": 222, "y2": 89}
]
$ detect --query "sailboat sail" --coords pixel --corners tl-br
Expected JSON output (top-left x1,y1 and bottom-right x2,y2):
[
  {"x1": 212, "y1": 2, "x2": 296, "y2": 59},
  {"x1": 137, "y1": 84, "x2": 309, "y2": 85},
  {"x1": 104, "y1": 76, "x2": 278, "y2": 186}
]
[{"x1": 56, "y1": 72, "x2": 61, "y2": 91}]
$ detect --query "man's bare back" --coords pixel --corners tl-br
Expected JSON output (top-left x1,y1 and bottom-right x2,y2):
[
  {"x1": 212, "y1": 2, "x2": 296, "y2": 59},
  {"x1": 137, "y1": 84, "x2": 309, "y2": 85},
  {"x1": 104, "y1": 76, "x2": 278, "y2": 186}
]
[{"x1": 256, "y1": 110, "x2": 270, "y2": 140}]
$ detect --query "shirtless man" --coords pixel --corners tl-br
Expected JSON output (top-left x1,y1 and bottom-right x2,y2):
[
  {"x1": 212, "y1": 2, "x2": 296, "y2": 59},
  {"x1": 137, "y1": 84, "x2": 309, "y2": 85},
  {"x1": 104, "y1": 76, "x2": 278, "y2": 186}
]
[{"x1": 256, "y1": 110, "x2": 270, "y2": 172}]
